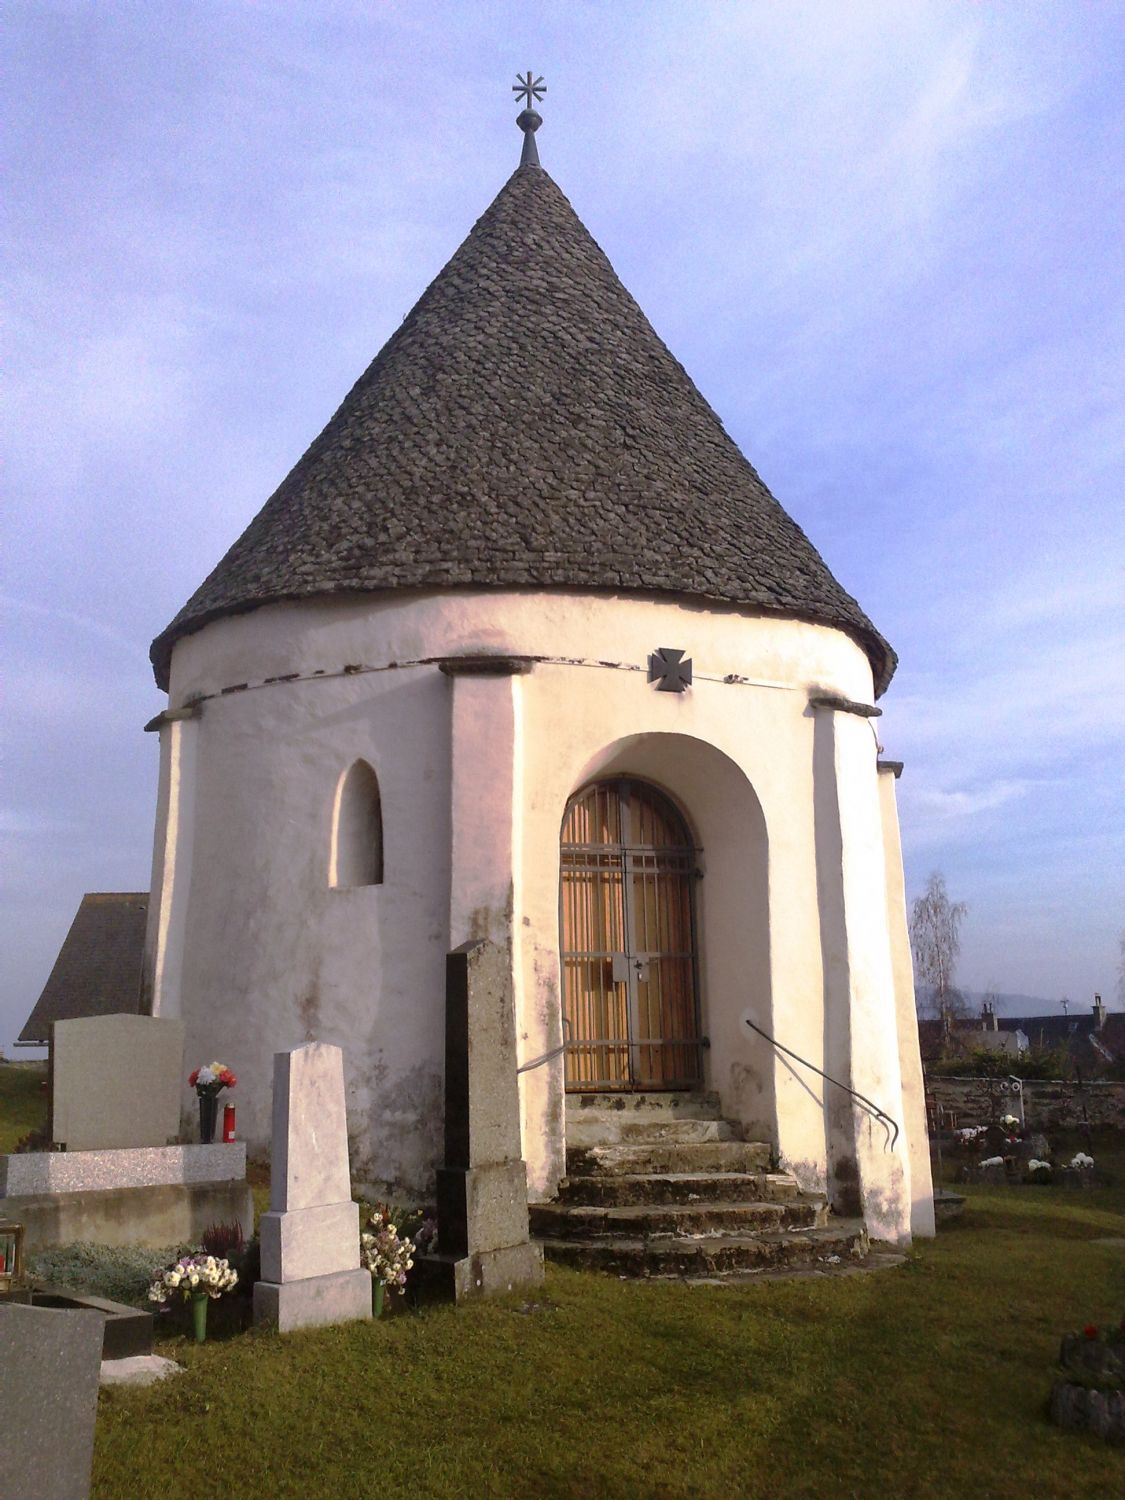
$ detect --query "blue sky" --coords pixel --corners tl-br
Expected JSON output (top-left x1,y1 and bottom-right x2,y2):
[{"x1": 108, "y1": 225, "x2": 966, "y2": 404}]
[{"x1": 3, "y1": 2, "x2": 1123, "y2": 1050}]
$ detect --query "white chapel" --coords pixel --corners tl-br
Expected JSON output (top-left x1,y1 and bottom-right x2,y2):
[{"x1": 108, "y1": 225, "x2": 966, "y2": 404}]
[{"x1": 142, "y1": 91, "x2": 934, "y2": 1249}]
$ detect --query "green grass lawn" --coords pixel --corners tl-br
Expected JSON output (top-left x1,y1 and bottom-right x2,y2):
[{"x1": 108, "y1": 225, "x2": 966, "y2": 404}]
[
  {"x1": 0, "y1": 1059, "x2": 47, "y2": 1152},
  {"x1": 89, "y1": 1148, "x2": 1123, "y2": 1500},
  {"x1": 5, "y1": 1070, "x2": 1120, "y2": 1497}
]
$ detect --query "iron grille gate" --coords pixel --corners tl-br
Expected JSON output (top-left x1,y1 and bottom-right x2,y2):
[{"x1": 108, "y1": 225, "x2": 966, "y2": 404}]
[{"x1": 559, "y1": 778, "x2": 703, "y2": 1091}]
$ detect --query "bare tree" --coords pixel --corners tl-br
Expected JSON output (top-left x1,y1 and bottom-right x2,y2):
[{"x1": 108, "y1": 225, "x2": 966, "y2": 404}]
[{"x1": 910, "y1": 872, "x2": 969, "y2": 1029}]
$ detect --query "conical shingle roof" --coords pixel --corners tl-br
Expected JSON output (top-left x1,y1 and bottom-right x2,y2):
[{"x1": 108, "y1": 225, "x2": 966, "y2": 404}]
[{"x1": 151, "y1": 164, "x2": 895, "y2": 693}]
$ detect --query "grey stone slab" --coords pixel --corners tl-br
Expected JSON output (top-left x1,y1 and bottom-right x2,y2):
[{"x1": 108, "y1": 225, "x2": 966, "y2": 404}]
[
  {"x1": 424, "y1": 1240, "x2": 544, "y2": 1301},
  {"x1": 436, "y1": 1160, "x2": 532, "y2": 1259},
  {"x1": 270, "y1": 1044, "x2": 352, "y2": 1211},
  {"x1": 444, "y1": 941, "x2": 522, "y2": 1169},
  {"x1": 0, "y1": 1301, "x2": 105, "y2": 1500},
  {"x1": 431, "y1": 941, "x2": 540, "y2": 1300},
  {"x1": 51, "y1": 1014, "x2": 184, "y2": 1150},
  {"x1": 29, "y1": 1284, "x2": 153, "y2": 1359},
  {"x1": 8, "y1": 1178, "x2": 255, "y2": 1253},
  {"x1": 100, "y1": 1354, "x2": 183, "y2": 1387},
  {"x1": 1, "y1": 1142, "x2": 245, "y2": 1196},
  {"x1": 253, "y1": 1268, "x2": 372, "y2": 1332},
  {"x1": 259, "y1": 1201, "x2": 361, "y2": 1282}
]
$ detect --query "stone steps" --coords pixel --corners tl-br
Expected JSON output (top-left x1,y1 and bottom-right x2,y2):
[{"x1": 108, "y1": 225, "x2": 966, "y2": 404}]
[
  {"x1": 565, "y1": 1116, "x2": 737, "y2": 1149},
  {"x1": 541, "y1": 1092, "x2": 866, "y2": 1282},
  {"x1": 557, "y1": 1170, "x2": 801, "y2": 1207},
  {"x1": 566, "y1": 1139, "x2": 772, "y2": 1176},
  {"x1": 565, "y1": 1090, "x2": 722, "y2": 1123},
  {"x1": 539, "y1": 1220, "x2": 869, "y2": 1279},
  {"x1": 530, "y1": 1196, "x2": 825, "y2": 1240}
]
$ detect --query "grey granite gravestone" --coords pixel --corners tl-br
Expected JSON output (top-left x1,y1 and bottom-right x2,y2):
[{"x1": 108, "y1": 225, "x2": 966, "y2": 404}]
[
  {"x1": 252, "y1": 1043, "x2": 371, "y2": 1332},
  {"x1": 425, "y1": 940, "x2": 544, "y2": 1299},
  {"x1": 0, "y1": 1301, "x2": 105, "y2": 1500},
  {"x1": 51, "y1": 1014, "x2": 184, "y2": 1149}
]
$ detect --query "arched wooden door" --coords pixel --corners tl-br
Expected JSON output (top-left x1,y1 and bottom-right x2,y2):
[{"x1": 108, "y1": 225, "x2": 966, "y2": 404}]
[{"x1": 560, "y1": 778, "x2": 702, "y2": 1091}]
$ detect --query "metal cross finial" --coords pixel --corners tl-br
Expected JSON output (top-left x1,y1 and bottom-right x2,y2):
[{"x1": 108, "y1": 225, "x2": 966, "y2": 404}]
[{"x1": 513, "y1": 71, "x2": 546, "y2": 109}]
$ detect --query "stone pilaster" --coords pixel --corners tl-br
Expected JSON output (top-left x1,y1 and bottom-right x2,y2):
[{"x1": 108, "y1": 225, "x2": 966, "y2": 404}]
[{"x1": 812, "y1": 704, "x2": 912, "y2": 1245}]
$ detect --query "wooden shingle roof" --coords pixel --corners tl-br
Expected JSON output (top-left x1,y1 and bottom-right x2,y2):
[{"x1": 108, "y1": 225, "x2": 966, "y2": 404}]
[
  {"x1": 19, "y1": 893, "x2": 148, "y2": 1044},
  {"x1": 151, "y1": 163, "x2": 895, "y2": 693}
]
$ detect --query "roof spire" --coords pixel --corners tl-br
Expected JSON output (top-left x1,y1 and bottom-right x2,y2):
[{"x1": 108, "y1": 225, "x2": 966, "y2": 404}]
[{"x1": 512, "y1": 70, "x2": 545, "y2": 167}]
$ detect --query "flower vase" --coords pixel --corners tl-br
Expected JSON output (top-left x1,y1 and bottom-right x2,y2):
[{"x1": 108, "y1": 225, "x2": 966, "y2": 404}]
[
  {"x1": 372, "y1": 1280, "x2": 386, "y2": 1319},
  {"x1": 198, "y1": 1093, "x2": 218, "y2": 1144},
  {"x1": 191, "y1": 1291, "x2": 208, "y2": 1344}
]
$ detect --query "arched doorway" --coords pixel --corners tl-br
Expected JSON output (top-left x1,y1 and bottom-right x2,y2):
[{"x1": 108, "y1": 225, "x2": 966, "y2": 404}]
[{"x1": 559, "y1": 777, "x2": 702, "y2": 1091}]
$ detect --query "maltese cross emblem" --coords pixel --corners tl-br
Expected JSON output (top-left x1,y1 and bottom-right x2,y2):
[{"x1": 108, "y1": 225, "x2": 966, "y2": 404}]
[{"x1": 648, "y1": 648, "x2": 693, "y2": 693}]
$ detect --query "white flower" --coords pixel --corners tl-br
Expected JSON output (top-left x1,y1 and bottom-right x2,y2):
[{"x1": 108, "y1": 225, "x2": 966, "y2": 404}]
[
  {"x1": 1070, "y1": 1152, "x2": 1094, "y2": 1169},
  {"x1": 979, "y1": 1156, "x2": 1005, "y2": 1168},
  {"x1": 1027, "y1": 1159, "x2": 1051, "y2": 1172}
]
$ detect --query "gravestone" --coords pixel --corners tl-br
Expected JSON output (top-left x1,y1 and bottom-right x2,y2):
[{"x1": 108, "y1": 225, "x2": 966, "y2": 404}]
[
  {"x1": 0, "y1": 1301, "x2": 105, "y2": 1499},
  {"x1": 253, "y1": 1043, "x2": 371, "y2": 1332},
  {"x1": 426, "y1": 940, "x2": 544, "y2": 1299},
  {"x1": 51, "y1": 1014, "x2": 184, "y2": 1150}
]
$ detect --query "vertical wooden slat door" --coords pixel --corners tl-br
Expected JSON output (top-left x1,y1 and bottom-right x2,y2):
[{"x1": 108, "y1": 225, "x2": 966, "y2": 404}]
[{"x1": 560, "y1": 778, "x2": 701, "y2": 1091}]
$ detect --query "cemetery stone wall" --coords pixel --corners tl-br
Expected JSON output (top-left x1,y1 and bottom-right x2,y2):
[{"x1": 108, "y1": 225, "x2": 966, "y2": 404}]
[{"x1": 925, "y1": 1076, "x2": 1125, "y2": 1132}]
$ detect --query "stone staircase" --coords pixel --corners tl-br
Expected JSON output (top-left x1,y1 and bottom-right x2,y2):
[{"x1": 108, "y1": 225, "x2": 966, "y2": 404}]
[{"x1": 530, "y1": 1092, "x2": 868, "y2": 1280}]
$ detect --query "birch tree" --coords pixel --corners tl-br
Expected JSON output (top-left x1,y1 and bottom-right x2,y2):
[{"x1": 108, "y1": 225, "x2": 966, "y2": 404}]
[{"x1": 910, "y1": 872, "x2": 968, "y2": 1026}]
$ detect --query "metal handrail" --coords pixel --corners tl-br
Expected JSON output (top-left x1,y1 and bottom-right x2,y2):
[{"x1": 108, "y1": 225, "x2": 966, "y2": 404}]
[
  {"x1": 742, "y1": 1016, "x2": 900, "y2": 1152},
  {"x1": 517, "y1": 1018, "x2": 571, "y2": 1075}
]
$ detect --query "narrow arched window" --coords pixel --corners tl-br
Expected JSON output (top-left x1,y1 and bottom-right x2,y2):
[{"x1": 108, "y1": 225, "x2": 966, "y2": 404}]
[{"x1": 330, "y1": 760, "x2": 383, "y2": 888}]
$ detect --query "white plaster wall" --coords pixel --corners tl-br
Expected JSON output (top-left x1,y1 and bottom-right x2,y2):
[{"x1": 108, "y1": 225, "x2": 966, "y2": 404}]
[
  {"x1": 813, "y1": 709, "x2": 912, "y2": 1243},
  {"x1": 878, "y1": 768, "x2": 936, "y2": 1237},
  {"x1": 144, "y1": 716, "x2": 199, "y2": 1019},
  {"x1": 152, "y1": 588, "x2": 892, "y2": 1205}
]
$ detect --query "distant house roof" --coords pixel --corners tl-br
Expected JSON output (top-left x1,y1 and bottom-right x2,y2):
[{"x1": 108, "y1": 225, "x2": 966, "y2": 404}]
[
  {"x1": 150, "y1": 160, "x2": 895, "y2": 696},
  {"x1": 974, "y1": 1030, "x2": 1028, "y2": 1054},
  {"x1": 999, "y1": 1013, "x2": 1097, "y2": 1047},
  {"x1": 19, "y1": 893, "x2": 148, "y2": 1044},
  {"x1": 919, "y1": 1007, "x2": 1125, "y2": 1075}
]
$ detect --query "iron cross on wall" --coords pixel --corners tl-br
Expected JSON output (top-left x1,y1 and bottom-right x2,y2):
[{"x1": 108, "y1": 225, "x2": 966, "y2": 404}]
[{"x1": 648, "y1": 648, "x2": 693, "y2": 692}]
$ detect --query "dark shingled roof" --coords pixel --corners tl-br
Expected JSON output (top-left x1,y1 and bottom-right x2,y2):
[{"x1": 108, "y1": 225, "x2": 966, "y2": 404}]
[
  {"x1": 19, "y1": 893, "x2": 148, "y2": 1044},
  {"x1": 151, "y1": 163, "x2": 895, "y2": 694}
]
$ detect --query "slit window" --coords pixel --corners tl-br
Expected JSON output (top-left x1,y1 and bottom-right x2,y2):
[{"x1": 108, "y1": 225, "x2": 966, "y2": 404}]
[{"x1": 331, "y1": 760, "x2": 383, "y2": 887}]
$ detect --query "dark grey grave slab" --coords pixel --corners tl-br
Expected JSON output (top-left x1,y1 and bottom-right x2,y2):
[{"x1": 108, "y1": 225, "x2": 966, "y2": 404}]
[
  {"x1": 32, "y1": 1285, "x2": 154, "y2": 1359},
  {"x1": 0, "y1": 1300, "x2": 104, "y2": 1500},
  {"x1": 421, "y1": 940, "x2": 543, "y2": 1300}
]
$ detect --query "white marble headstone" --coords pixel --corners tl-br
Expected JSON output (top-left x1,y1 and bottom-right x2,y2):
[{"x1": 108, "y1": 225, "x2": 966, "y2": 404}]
[
  {"x1": 269, "y1": 1042, "x2": 353, "y2": 1212},
  {"x1": 254, "y1": 1042, "x2": 371, "y2": 1332}
]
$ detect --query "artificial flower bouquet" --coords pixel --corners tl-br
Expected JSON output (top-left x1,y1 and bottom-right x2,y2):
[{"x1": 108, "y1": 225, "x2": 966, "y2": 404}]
[
  {"x1": 360, "y1": 1211, "x2": 416, "y2": 1295},
  {"x1": 189, "y1": 1061, "x2": 237, "y2": 1096},
  {"x1": 148, "y1": 1252, "x2": 239, "y2": 1304}
]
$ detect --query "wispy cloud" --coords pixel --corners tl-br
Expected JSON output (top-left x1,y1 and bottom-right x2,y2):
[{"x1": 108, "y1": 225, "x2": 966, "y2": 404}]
[
  {"x1": 1, "y1": 3, "x2": 1122, "y2": 1044},
  {"x1": 0, "y1": 594, "x2": 149, "y2": 661}
]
